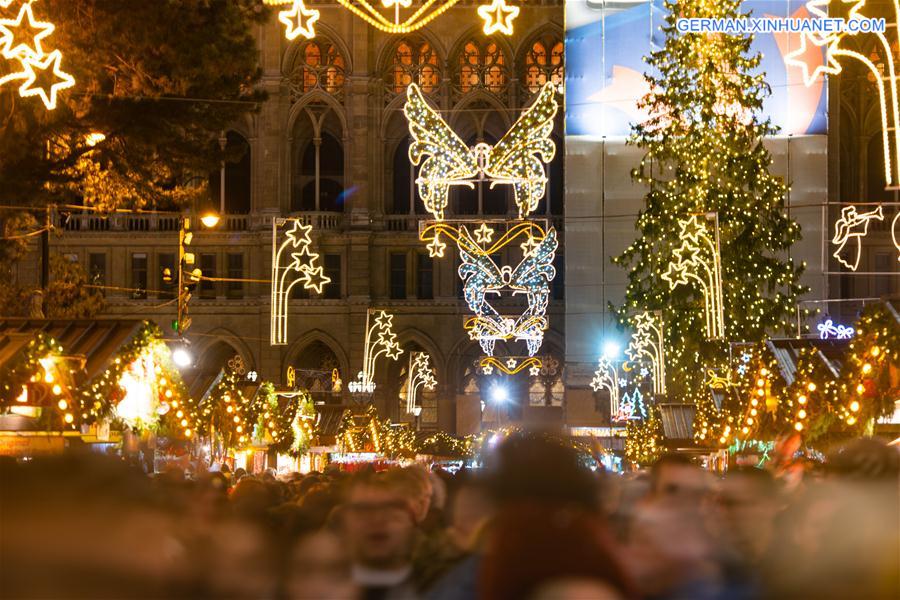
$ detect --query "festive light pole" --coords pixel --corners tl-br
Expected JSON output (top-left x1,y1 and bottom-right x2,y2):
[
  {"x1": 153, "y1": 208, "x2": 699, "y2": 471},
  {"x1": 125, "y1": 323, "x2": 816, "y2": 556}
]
[
  {"x1": 404, "y1": 352, "x2": 436, "y2": 414},
  {"x1": 590, "y1": 355, "x2": 620, "y2": 417},
  {"x1": 270, "y1": 218, "x2": 331, "y2": 345},
  {"x1": 661, "y1": 213, "x2": 725, "y2": 340},
  {"x1": 348, "y1": 310, "x2": 403, "y2": 395},
  {"x1": 625, "y1": 311, "x2": 666, "y2": 397}
]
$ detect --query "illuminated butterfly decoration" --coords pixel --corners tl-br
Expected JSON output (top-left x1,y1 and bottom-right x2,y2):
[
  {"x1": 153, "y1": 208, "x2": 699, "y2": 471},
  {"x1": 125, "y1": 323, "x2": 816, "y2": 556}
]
[
  {"x1": 404, "y1": 82, "x2": 558, "y2": 220},
  {"x1": 458, "y1": 226, "x2": 557, "y2": 357}
]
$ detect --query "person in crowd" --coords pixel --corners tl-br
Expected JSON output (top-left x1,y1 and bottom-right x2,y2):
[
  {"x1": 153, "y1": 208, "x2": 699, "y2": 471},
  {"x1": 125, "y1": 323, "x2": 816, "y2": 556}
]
[{"x1": 337, "y1": 471, "x2": 420, "y2": 600}]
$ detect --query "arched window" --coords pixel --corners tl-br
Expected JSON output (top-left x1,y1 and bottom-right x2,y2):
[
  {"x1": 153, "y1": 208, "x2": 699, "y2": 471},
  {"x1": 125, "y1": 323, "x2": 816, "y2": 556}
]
[
  {"x1": 287, "y1": 38, "x2": 346, "y2": 102},
  {"x1": 208, "y1": 131, "x2": 251, "y2": 214},
  {"x1": 522, "y1": 34, "x2": 564, "y2": 94},
  {"x1": 386, "y1": 38, "x2": 440, "y2": 95},
  {"x1": 457, "y1": 39, "x2": 508, "y2": 97},
  {"x1": 293, "y1": 131, "x2": 344, "y2": 212},
  {"x1": 391, "y1": 138, "x2": 412, "y2": 214}
]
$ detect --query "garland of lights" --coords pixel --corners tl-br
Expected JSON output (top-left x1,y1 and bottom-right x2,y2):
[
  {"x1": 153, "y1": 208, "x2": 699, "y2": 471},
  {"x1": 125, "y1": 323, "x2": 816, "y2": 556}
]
[
  {"x1": 404, "y1": 82, "x2": 558, "y2": 221},
  {"x1": 265, "y1": 0, "x2": 520, "y2": 40},
  {"x1": 625, "y1": 403, "x2": 663, "y2": 467},
  {"x1": 661, "y1": 214, "x2": 725, "y2": 340},
  {"x1": 0, "y1": 1, "x2": 74, "y2": 110},
  {"x1": 0, "y1": 332, "x2": 76, "y2": 428},
  {"x1": 404, "y1": 352, "x2": 436, "y2": 414},
  {"x1": 348, "y1": 310, "x2": 403, "y2": 394},
  {"x1": 200, "y1": 368, "x2": 264, "y2": 451},
  {"x1": 479, "y1": 355, "x2": 542, "y2": 376},
  {"x1": 270, "y1": 218, "x2": 331, "y2": 345}
]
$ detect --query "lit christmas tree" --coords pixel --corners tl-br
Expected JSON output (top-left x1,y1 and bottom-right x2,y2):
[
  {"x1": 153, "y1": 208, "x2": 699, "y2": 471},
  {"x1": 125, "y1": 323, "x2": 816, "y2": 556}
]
[{"x1": 613, "y1": 0, "x2": 808, "y2": 400}]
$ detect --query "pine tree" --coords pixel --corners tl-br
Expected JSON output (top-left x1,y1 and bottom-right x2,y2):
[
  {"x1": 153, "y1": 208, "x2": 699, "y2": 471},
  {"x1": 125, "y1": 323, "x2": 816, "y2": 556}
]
[
  {"x1": 612, "y1": 0, "x2": 807, "y2": 399},
  {"x1": 0, "y1": 0, "x2": 267, "y2": 210}
]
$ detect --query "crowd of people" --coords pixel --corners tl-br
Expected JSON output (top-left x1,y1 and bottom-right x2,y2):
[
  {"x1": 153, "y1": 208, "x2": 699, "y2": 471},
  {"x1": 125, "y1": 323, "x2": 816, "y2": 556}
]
[{"x1": 1, "y1": 432, "x2": 898, "y2": 599}]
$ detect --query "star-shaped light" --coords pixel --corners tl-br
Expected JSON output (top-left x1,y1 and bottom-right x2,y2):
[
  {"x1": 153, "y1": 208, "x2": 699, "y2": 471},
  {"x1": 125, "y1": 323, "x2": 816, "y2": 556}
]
[
  {"x1": 784, "y1": 32, "x2": 842, "y2": 87},
  {"x1": 482, "y1": 364, "x2": 494, "y2": 375},
  {"x1": 662, "y1": 245, "x2": 700, "y2": 288},
  {"x1": 0, "y1": 2, "x2": 54, "y2": 59},
  {"x1": 640, "y1": 367, "x2": 649, "y2": 377},
  {"x1": 529, "y1": 365, "x2": 540, "y2": 376},
  {"x1": 18, "y1": 50, "x2": 74, "y2": 110},
  {"x1": 426, "y1": 237, "x2": 446, "y2": 257},
  {"x1": 477, "y1": 0, "x2": 519, "y2": 36},
  {"x1": 520, "y1": 234, "x2": 540, "y2": 257},
  {"x1": 384, "y1": 342, "x2": 404, "y2": 361},
  {"x1": 300, "y1": 263, "x2": 331, "y2": 294},
  {"x1": 374, "y1": 311, "x2": 394, "y2": 330},
  {"x1": 473, "y1": 223, "x2": 495, "y2": 245},
  {"x1": 285, "y1": 220, "x2": 313, "y2": 250},
  {"x1": 506, "y1": 357, "x2": 517, "y2": 369},
  {"x1": 278, "y1": 0, "x2": 319, "y2": 41}
]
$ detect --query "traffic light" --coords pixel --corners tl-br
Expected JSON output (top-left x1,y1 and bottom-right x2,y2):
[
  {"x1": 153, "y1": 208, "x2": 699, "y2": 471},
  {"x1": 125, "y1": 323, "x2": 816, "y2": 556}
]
[{"x1": 174, "y1": 217, "x2": 202, "y2": 335}]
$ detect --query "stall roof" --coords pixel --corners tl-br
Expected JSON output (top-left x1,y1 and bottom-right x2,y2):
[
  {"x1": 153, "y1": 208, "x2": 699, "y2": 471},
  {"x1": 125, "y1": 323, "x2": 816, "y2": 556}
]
[
  {"x1": 766, "y1": 338, "x2": 847, "y2": 385},
  {"x1": 0, "y1": 319, "x2": 147, "y2": 382}
]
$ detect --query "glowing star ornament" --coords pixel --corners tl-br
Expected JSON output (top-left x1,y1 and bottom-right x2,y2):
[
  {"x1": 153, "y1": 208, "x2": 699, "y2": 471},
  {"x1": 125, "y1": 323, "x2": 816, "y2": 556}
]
[
  {"x1": 404, "y1": 82, "x2": 558, "y2": 220},
  {"x1": 278, "y1": 0, "x2": 319, "y2": 41},
  {"x1": 348, "y1": 309, "x2": 403, "y2": 395},
  {"x1": 477, "y1": 0, "x2": 519, "y2": 36},
  {"x1": 473, "y1": 223, "x2": 495, "y2": 245},
  {"x1": 17, "y1": 49, "x2": 73, "y2": 110},
  {"x1": 270, "y1": 218, "x2": 331, "y2": 345},
  {"x1": 0, "y1": 2, "x2": 53, "y2": 60},
  {"x1": 831, "y1": 205, "x2": 884, "y2": 271},
  {"x1": 404, "y1": 352, "x2": 436, "y2": 414},
  {"x1": 590, "y1": 355, "x2": 620, "y2": 417},
  {"x1": 662, "y1": 215, "x2": 725, "y2": 340},
  {"x1": 625, "y1": 312, "x2": 666, "y2": 396}
]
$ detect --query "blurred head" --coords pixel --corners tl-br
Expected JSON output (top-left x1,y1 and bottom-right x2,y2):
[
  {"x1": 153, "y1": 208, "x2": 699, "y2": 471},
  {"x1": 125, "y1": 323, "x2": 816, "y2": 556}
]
[
  {"x1": 485, "y1": 431, "x2": 599, "y2": 511},
  {"x1": 826, "y1": 438, "x2": 900, "y2": 483},
  {"x1": 339, "y1": 472, "x2": 417, "y2": 570},
  {"x1": 714, "y1": 467, "x2": 780, "y2": 564},
  {"x1": 383, "y1": 466, "x2": 432, "y2": 523},
  {"x1": 446, "y1": 472, "x2": 493, "y2": 552},
  {"x1": 282, "y1": 530, "x2": 355, "y2": 599},
  {"x1": 649, "y1": 453, "x2": 709, "y2": 503},
  {"x1": 480, "y1": 503, "x2": 635, "y2": 600}
]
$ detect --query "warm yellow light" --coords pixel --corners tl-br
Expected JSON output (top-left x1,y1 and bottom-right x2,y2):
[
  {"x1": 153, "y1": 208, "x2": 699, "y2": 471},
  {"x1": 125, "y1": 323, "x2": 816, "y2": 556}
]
[
  {"x1": 226, "y1": 405, "x2": 233, "y2": 413},
  {"x1": 746, "y1": 417, "x2": 754, "y2": 425},
  {"x1": 741, "y1": 427, "x2": 749, "y2": 434},
  {"x1": 850, "y1": 401, "x2": 860, "y2": 412},
  {"x1": 798, "y1": 409, "x2": 807, "y2": 419},
  {"x1": 44, "y1": 371, "x2": 54, "y2": 384},
  {"x1": 176, "y1": 410, "x2": 183, "y2": 418},
  {"x1": 477, "y1": 0, "x2": 519, "y2": 36},
  {"x1": 200, "y1": 213, "x2": 220, "y2": 228},
  {"x1": 233, "y1": 416, "x2": 240, "y2": 423},
  {"x1": 756, "y1": 378, "x2": 766, "y2": 387},
  {"x1": 807, "y1": 382, "x2": 816, "y2": 392},
  {"x1": 278, "y1": 0, "x2": 319, "y2": 40},
  {"x1": 750, "y1": 408, "x2": 758, "y2": 416},
  {"x1": 51, "y1": 384, "x2": 62, "y2": 395},
  {"x1": 760, "y1": 368, "x2": 769, "y2": 376},
  {"x1": 861, "y1": 363, "x2": 872, "y2": 374},
  {"x1": 756, "y1": 389, "x2": 765, "y2": 397},
  {"x1": 57, "y1": 399, "x2": 67, "y2": 410},
  {"x1": 856, "y1": 384, "x2": 865, "y2": 394},
  {"x1": 181, "y1": 418, "x2": 188, "y2": 427},
  {"x1": 871, "y1": 346, "x2": 880, "y2": 357},
  {"x1": 165, "y1": 389, "x2": 173, "y2": 398},
  {"x1": 15, "y1": 387, "x2": 27, "y2": 403},
  {"x1": 184, "y1": 429, "x2": 192, "y2": 437},
  {"x1": 85, "y1": 132, "x2": 105, "y2": 147},
  {"x1": 798, "y1": 395, "x2": 807, "y2": 404},
  {"x1": 794, "y1": 422, "x2": 803, "y2": 431},
  {"x1": 847, "y1": 416, "x2": 857, "y2": 425}
]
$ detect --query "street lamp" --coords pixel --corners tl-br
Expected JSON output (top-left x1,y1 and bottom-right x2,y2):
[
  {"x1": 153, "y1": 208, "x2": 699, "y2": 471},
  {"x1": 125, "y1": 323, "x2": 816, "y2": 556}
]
[
  {"x1": 490, "y1": 383, "x2": 508, "y2": 428},
  {"x1": 200, "y1": 212, "x2": 221, "y2": 229}
]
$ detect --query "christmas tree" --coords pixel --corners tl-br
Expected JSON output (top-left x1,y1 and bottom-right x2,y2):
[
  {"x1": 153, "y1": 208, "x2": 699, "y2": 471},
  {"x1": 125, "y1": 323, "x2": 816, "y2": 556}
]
[{"x1": 613, "y1": 0, "x2": 807, "y2": 400}]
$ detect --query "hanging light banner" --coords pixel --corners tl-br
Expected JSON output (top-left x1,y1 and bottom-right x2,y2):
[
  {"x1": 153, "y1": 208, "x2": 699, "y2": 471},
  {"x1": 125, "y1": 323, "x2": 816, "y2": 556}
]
[{"x1": 565, "y1": 0, "x2": 828, "y2": 138}]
